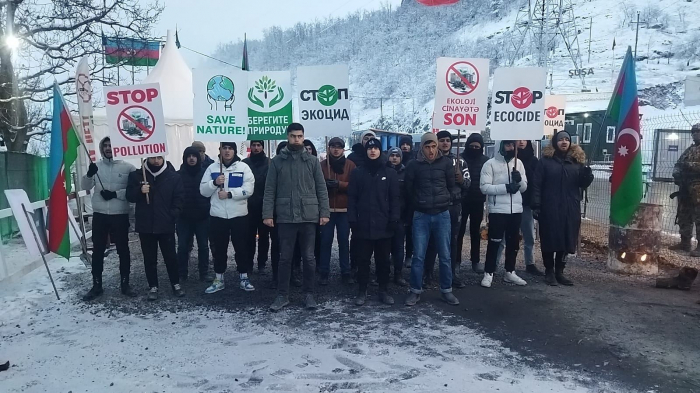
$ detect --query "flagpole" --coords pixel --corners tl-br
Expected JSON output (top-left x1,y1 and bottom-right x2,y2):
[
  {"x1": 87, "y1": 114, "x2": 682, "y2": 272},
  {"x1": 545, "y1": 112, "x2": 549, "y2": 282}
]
[{"x1": 21, "y1": 204, "x2": 60, "y2": 300}]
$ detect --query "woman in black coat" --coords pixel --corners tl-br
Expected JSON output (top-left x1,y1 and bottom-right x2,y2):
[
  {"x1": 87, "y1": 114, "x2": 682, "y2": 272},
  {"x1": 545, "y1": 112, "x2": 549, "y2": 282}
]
[{"x1": 531, "y1": 131, "x2": 594, "y2": 286}]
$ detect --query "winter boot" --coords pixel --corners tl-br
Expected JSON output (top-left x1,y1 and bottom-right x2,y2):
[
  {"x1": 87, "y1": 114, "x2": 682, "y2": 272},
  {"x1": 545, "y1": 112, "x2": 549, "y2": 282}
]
[
  {"x1": 544, "y1": 269, "x2": 558, "y2": 286},
  {"x1": 691, "y1": 245, "x2": 700, "y2": 258},
  {"x1": 404, "y1": 292, "x2": 420, "y2": 306},
  {"x1": 342, "y1": 273, "x2": 356, "y2": 285},
  {"x1": 82, "y1": 277, "x2": 104, "y2": 301},
  {"x1": 147, "y1": 287, "x2": 159, "y2": 301},
  {"x1": 555, "y1": 264, "x2": 574, "y2": 286},
  {"x1": 526, "y1": 264, "x2": 546, "y2": 276},
  {"x1": 670, "y1": 237, "x2": 692, "y2": 252},
  {"x1": 393, "y1": 273, "x2": 408, "y2": 287},
  {"x1": 452, "y1": 263, "x2": 466, "y2": 288},
  {"x1": 355, "y1": 284, "x2": 368, "y2": 306},
  {"x1": 304, "y1": 294, "x2": 318, "y2": 310},
  {"x1": 120, "y1": 276, "x2": 137, "y2": 298},
  {"x1": 378, "y1": 288, "x2": 395, "y2": 305},
  {"x1": 318, "y1": 274, "x2": 329, "y2": 286},
  {"x1": 441, "y1": 292, "x2": 460, "y2": 306},
  {"x1": 270, "y1": 295, "x2": 289, "y2": 312},
  {"x1": 172, "y1": 284, "x2": 185, "y2": 297}
]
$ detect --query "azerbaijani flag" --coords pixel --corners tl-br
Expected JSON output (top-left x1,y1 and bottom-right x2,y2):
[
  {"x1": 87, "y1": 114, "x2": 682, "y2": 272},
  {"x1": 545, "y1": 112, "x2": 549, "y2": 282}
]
[
  {"x1": 241, "y1": 34, "x2": 249, "y2": 71},
  {"x1": 103, "y1": 36, "x2": 159, "y2": 67},
  {"x1": 609, "y1": 47, "x2": 643, "y2": 226},
  {"x1": 48, "y1": 83, "x2": 81, "y2": 258}
]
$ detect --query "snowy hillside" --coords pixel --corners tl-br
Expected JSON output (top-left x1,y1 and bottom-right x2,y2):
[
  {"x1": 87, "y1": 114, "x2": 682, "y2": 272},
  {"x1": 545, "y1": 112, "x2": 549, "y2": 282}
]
[{"x1": 212, "y1": 0, "x2": 700, "y2": 132}]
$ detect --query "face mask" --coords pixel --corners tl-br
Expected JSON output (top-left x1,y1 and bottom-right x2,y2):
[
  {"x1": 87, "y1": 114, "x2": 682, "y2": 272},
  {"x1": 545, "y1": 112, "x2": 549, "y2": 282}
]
[{"x1": 503, "y1": 150, "x2": 515, "y2": 160}]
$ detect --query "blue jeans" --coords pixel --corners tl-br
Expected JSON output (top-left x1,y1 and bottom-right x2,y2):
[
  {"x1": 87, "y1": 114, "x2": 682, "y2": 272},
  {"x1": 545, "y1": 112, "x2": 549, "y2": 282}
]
[
  {"x1": 319, "y1": 212, "x2": 351, "y2": 275},
  {"x1": 410, "y1": 210, "x2": 452, "y2": 294},
  {"x1": 496, "y1": 206, "x2": 535, "y2": 266},
  {"x1": 176, "y1": 217, "x2": 210, "y2": 277}
]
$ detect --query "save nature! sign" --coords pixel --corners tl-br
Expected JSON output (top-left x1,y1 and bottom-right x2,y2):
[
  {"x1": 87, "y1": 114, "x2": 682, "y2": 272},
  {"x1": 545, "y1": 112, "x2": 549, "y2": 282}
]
[{"x1": 247, "y1": 71, "x2": 293, "y2": 140}]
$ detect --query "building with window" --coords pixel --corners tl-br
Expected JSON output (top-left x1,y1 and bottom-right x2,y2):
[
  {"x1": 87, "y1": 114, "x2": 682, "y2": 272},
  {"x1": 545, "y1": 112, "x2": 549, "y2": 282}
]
[{"x1": 565, "y1": 109, "x2": 617, "y2": 162}]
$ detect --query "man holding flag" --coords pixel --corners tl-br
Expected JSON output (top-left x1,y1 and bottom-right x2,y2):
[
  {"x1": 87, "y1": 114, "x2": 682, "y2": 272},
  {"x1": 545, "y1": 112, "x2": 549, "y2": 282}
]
[{"x1": 609, "y1": 47, "x2": 644, "y2": 229}]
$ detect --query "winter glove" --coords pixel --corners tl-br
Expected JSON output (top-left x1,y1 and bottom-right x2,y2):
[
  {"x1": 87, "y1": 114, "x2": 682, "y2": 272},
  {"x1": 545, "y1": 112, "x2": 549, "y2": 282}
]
[
  {"x1": 100, "y1": 190, "x2": 117, "y2": 200},
  {"x1": 326, "y1": 179, "x2": 339, "y2": 189},
  {"x1": 511, "y1": 169, "x2": 522, "y2": 184},
  {"x1": 87, "y1": 163, "x2": 98, "y2": 177},
  {"x1": 505, "y1": 183, "x2": 520, "y2": 194},
  {"x1": 532, "y1": 208, "x2": 541, "y2": 221},
  {"x1": 579, "y1": 166, "x2": 594, "y2": 188}
]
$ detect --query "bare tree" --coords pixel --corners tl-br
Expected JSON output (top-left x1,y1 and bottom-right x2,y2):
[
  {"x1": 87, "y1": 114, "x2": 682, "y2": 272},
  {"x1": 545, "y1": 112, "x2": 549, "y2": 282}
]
[{"x1": 0, "y1": 0, "x2": 163, "y2": 152}]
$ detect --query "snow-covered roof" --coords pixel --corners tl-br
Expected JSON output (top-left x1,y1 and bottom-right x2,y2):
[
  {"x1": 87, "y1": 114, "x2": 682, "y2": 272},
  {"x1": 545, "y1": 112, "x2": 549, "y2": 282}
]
[{"x1": 143, "y1": 29, "x2": 193, "y2": 120}]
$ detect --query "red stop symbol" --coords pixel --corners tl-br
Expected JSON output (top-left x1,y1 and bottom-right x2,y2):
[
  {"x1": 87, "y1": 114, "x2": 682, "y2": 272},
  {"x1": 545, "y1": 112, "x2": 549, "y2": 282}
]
[
  {"x1": 512, "y1": 87, "x2": 533, "y2": 109},
  {"x1": 546, "y1": 106, "x2": 559, "y2": 119}
]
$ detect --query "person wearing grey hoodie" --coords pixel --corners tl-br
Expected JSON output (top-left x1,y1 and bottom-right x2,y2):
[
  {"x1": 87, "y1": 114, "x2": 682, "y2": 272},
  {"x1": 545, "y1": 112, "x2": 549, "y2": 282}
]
[{"x1": 81, "y1": 137, "x2": 136, "y2": 301}]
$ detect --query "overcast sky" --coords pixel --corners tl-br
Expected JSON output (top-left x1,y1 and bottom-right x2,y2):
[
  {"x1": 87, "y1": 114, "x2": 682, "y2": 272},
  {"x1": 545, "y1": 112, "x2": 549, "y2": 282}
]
[{"x1": 153, "y1": 0, "x2": 403, "y2": 67}]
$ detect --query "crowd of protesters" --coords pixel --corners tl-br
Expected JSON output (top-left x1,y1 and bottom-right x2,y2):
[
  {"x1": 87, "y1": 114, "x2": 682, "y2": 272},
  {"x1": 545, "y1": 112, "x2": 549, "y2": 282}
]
[{"x1": 81, "y1": 123, "x2": 594, "y2": 311}]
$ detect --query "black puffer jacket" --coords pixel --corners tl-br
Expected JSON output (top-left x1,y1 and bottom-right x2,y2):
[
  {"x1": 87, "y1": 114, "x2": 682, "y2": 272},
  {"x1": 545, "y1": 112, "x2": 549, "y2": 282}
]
[
  {"x1": 531, "y1": 142, "x2": 594, "y2": 254},
  {"x1": 387, "y1": 161, "x2": 410, "y2": 223},
  {"x1": 348, "y1": 163, "x2": 400, "y2": 240},
  {"x1": 517, "y1": 141, "x2": 539, "y2": 208},
  {"x1": 405, "y1": 150, "x2": 455, "y2": 215},
  {"x1": 461, "y1": 133, "x2": 490, "y2": 204},
  {"x1": 178, "y1": 147, "x2": 210, "y2": 221},
  {"x1": 242, "y1": 151, "x2": 270, "y2": 212},
  {"x1": 127, "y1": 162, "x2": 184, "y2": 234}
]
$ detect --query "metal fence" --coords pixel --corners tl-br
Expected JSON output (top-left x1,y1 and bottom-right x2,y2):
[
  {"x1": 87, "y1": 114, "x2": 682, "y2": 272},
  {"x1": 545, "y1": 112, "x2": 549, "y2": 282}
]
[{"x1": 578, "y1": 110, "x2": 700, "y2": 262}]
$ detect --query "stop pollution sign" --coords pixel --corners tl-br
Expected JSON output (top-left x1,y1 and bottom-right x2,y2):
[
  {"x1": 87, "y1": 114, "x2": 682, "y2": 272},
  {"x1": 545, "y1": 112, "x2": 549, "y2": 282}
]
[
  {"x1": 104, "y1": 83, "x2": 167, "y2": 159},
  {"x1": 543, "y1": 95, "x2": 567, "y2": 137},
  {"x1": 488, "y1": 67, "x2": 547, "y2": 140},
  {"x1": 433, "y1": 57, "x2": 489, "y2": 131}
]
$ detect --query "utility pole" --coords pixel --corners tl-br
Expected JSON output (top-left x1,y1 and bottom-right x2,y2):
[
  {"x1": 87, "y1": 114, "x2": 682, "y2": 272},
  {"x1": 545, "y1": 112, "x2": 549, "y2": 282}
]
[
  {"x1": 587, "y1": 18, "x2": 592, "y2": 63},
  {"x1": 633, "y1": 11, "x2": 640, "y2": 59}
]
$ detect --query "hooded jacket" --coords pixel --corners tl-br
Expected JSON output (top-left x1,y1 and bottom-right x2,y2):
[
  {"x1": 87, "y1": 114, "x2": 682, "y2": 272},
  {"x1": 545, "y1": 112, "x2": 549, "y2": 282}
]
[
  {"x1": 178, "y1": 147, "x2": 210, "y2": 221},
  {"x1": 531, "y1": 142, "x2": 593, "y2": 253},
  {"x1": 399, "y1": 136, "x2": 415, "y2": 165},
  {"x1": 200, "y1": 155, "x2": 255, "y2": 219},
  {"x1": 321, "y1": 155, "x2": 356, "y2": 212},
  {"x1": 242, "y1": 151, "x2": 270, "y2": 213},
  {"x1": 387, "y1": 161, "x2": 410, "y2": 222},
  {"x1": 126, "y1": 161, "x2": 184, "y2": 234},
  {"x1": 517, "y1": 141, "x2": 539, "y2": 208},
  {"x1": 81, "y1": 137, "x2": 136, "y2": 215},
  {"x1": 404, "y1": 147, "x2": 455, "y2": 215},
  {"x1": 262, "y1": 146, "x2": 330, "y2": 224},
  {"x1": 479, "y1": 141, "x2": 528, "y2": 215},
  {"x1": 460, "y1": 133, "x2": 490, "y2": 204}
]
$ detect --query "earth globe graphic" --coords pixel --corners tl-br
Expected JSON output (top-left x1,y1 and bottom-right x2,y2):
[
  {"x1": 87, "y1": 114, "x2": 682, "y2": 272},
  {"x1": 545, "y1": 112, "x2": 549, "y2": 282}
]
[{"x1": 207, "y1": 75, "x2": 235, "y2": 102}]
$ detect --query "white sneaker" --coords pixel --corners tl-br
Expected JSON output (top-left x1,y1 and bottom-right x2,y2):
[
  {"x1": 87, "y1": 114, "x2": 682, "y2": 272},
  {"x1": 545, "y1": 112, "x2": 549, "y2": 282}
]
[
  {"x1": 504, "y1": 271, "x2": 527, "y2": 286},
  {"x1": 205, "y1": 279, "x2": 225, "y2": 294},
  {"x1": 481, "y1": 273, "x2": 493, "y2": 288},
  {"x1": 240, "y1": 277, "x2": 255, "y2": 292}
]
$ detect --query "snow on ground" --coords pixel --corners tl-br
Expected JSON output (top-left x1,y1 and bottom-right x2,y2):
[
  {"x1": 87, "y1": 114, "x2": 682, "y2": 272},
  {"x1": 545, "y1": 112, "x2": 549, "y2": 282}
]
[{"x1": 0, "y1": 257, "x2": 630, "y2": 393}]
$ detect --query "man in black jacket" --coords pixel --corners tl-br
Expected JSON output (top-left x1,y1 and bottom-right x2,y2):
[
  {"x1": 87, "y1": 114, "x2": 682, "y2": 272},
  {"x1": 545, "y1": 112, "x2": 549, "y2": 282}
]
[
  {"x1": 243, "y1": 140, "x2": 271, "y2": 273},
  {"x1": 495, "y1": 140, "x2": 544, "y2": 276},
  {"x1": 348, "y1": 130, "x2": 376, "y2": 168},
  {"x1": 398, "y1": 135, "x2": 415, "y2": 266},
  {"x1": 386, "y1": 147, "x2": 408, "y2": 287},
  {"x1": 424, "y1": 131, "x2": 471, "y2": 288},
  {"x1": 192, "y1": 141, "x2": 214, "y2": 169},
  {"x1": 127, "y1": 156, "x2": 185, "y2": 301},
  {"x1": 177, "y1": 147, "x2": 212, "y2": 282},
  {"x1": 404, "y1": 133, "x2": 459, "y2": 306},
  {"x1": 348, "y1": 138, "x2": 400, "y2": 306},
  {"x1": 458, "y1": 133, "x2": 490, "y2": 273}
]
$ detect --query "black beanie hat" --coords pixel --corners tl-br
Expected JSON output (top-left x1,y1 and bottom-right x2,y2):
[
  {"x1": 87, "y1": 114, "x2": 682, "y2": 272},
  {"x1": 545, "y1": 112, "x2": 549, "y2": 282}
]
[
  {"x1": 436, "y1": 130, "x2": 453, "y2": 141},
  {"x1": 365, "y1": 138, "x2": 382, "y2": 152},
  {"x1": 221, "y1": 141, "x2": 237, "y2": 151}
]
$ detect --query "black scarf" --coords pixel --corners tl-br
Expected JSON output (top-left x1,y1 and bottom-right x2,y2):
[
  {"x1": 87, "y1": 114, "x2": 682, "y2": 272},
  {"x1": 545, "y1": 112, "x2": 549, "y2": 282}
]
[
  {"x1": 366, "y1": 156, "x2": 382, "y2": 176},
  {"x1": 249, "y1": 151, "x2": 267, "y2": 164},
  {"x1": 329, "y1": 155, "x2": 346, "y2": 175},
  {"x1": 222, "y1": 155, "x2": 241, "y2": 168}
]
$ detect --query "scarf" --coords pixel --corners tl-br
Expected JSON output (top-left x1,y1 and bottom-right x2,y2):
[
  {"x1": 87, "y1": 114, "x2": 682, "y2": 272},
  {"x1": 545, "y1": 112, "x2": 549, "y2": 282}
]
[
  {"x1": 329, "y1": 155, "x2": 346, "y2": 175},
  {"x1": 287, "y1": 143, "x2": 303, "y2": 151},
  {"x1": 366, "y1": 156, "x2": 383, "y2": 176}
]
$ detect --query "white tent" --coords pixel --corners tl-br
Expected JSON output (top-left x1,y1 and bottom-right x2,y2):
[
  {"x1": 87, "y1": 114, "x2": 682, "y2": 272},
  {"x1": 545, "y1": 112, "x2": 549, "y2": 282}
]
[{"x1": 91, "y1": 30, "x2": 220, "y2": 167}]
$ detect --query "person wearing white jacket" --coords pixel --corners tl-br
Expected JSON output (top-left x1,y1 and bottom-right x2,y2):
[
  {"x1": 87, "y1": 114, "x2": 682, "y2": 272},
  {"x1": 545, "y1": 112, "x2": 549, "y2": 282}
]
[
  {"x1": 479, "y1": 140, "x2": 528, "y2": 288},
  {"x1": 200, "y1": 141, "x2": 256, "y2": 294}
]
